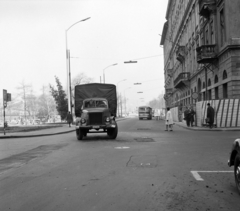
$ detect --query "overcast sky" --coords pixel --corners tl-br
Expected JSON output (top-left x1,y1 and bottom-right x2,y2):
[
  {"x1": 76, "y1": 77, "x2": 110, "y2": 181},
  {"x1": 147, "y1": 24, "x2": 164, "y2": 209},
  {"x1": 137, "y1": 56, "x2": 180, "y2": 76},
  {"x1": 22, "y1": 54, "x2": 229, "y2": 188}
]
[{"x1": 0, "y1": 0, "x2": 168, "y2": 110}]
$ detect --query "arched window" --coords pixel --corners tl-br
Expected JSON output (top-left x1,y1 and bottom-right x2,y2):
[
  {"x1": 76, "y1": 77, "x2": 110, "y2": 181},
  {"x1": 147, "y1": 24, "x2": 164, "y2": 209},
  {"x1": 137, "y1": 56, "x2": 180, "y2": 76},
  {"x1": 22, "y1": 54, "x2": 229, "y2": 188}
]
[
  {"x1": 223, "y1": 70, "x2": 227, "y2": 80},
  {"x1": 203, "y1": 82, "x2": 205, "y2": 88},
  {"x1": 208, "y1": 79, "x2": 211, "y2": 87},
  {"x1": 214, "y1": 75, "x2": 218, "y2": 84},
  {"x1": 198, "y1": 78, "x2": 202, "y2": 92}
]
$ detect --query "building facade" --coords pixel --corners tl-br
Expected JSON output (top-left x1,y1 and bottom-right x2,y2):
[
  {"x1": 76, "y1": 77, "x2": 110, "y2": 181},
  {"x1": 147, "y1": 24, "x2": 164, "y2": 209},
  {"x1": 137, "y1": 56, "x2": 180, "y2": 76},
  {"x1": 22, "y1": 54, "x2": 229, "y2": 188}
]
[{"x1": 160, "y1": 0, "x2": 240, "y2": 109}]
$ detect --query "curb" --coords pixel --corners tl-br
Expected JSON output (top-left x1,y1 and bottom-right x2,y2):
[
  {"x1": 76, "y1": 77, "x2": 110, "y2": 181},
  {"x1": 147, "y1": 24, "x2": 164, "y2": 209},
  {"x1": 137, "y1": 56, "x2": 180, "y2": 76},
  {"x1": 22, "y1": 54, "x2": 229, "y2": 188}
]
[
  {"x1": 174, "y1": 122, "x2": 240, "y2": 131},
  {"x1": 0, "y1": 118, "x2": 127, "y2": 139},
  {"x1": 0, "y1": 129, "x2": 75, "y2": 139}
]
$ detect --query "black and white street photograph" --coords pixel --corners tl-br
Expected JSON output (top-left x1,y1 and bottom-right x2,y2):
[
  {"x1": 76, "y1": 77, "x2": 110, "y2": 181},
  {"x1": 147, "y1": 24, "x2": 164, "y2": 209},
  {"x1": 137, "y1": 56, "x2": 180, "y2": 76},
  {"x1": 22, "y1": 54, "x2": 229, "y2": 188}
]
[{"x1": 1, "y1": 0, "x2": 240, "y2": 210}]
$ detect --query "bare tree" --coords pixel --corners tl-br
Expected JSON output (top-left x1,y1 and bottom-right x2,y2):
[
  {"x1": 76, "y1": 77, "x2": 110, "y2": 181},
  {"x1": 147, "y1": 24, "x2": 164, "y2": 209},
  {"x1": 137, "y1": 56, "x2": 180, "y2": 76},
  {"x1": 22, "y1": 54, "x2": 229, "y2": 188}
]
[
  {"x1": 16, "y1": 80, "x2": 32, "y2": 122},
  {"x1": 72, "y1": 73, "x2": 94, "y2": 88},
  {"x1": 38, "y1": 85, "x2": 56, "y2": 120}
]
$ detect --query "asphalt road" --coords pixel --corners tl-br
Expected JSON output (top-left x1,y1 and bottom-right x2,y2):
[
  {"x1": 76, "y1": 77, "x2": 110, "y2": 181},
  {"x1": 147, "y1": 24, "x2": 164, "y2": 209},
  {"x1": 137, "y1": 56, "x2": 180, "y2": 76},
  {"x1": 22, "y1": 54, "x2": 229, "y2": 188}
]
[{"x1": 0, "y1": 117, "x2": 240, "y2": 211}]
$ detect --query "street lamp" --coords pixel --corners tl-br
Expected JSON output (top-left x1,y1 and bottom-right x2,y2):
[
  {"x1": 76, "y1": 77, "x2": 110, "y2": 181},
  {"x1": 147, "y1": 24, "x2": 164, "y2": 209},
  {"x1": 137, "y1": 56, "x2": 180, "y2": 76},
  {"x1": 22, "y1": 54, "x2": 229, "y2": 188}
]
[
  {"x1": 103, "y1": 63, "x2": 118, "y2": 83},
  {"x1": 124, "y1": 60, "x2": 138, "y2": 64},
  {"x1": 65, "y1": 17, "x2": 90, "y2": 113}
]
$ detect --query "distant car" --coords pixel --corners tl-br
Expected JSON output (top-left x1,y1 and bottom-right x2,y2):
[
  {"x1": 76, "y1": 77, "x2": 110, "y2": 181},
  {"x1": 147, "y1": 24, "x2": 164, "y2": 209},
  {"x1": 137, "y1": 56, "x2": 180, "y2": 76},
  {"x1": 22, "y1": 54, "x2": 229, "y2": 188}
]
[{"x1": 228, "y1": 138, "x2": 240, "y2": 195}]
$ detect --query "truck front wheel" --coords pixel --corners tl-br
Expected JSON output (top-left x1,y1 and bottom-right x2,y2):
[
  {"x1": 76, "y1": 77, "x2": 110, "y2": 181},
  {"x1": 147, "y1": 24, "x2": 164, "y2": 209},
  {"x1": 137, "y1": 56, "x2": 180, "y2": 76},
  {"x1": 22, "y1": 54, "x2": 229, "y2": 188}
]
[
  {"x1": 107, "y1": 124, "x2": 118, "y2": 139},
  {"x1": 76, "y1": 129, "x2": 83, "y2": 140}
]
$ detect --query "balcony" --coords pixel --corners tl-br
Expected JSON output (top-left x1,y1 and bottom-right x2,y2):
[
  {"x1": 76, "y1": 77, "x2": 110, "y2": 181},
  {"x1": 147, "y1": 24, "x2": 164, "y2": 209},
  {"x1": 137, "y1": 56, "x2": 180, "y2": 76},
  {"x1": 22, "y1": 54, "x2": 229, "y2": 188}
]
[
  {"x1": 166, "y1": 88, "x2": 173, "y2": 95},
  {"x1": 167, "y1": 68, "x2": 173, "y2": 77},
  {"x1": 199, "y1": 0, "x2": 216, "y2": 19},
  {"x1": 196, "y1": 44, "x2": 217, "y2": 64},
  {"x1": 174, "y1": 72, "x2": 190, "y2": 89},
  {"x1": 176, "y1": 46, "x2": 185, "y2": 63}
]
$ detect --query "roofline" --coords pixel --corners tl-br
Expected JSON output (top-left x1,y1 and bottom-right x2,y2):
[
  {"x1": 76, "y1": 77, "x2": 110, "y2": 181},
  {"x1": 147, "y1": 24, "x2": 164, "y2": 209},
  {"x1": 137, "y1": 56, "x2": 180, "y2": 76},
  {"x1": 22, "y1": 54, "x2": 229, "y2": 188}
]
[
  {"x1": 160, "y1": 21, "x2": 168, "y2": 45},
  {"x1": 165, "y1": 0, "x2": 172, "y2": 19}
]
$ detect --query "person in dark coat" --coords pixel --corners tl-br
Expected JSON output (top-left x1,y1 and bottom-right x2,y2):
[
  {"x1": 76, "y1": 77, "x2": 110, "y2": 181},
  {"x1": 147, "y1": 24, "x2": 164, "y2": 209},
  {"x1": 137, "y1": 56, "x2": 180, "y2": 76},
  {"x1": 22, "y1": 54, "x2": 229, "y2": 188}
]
[
  {"x1": 184, "y1": 107, "x2": 191, "y2": 127},
  {"x1": 66, "y1": 112, "x2": 73, "y2": 127},
  {"x1": 189, "y1": 107, "x2": 195, "y2": 127},
  {"x1": 207, "y1": 103, "x2": 214, "y2": 128}
]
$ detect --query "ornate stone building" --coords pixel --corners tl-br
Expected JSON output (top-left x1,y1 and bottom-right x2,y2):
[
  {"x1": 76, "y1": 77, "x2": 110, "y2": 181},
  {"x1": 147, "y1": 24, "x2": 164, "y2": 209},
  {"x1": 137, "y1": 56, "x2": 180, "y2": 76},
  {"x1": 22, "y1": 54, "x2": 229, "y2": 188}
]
[{"x1": 160, "y1": 0, "x2": 240, "y2": 108}]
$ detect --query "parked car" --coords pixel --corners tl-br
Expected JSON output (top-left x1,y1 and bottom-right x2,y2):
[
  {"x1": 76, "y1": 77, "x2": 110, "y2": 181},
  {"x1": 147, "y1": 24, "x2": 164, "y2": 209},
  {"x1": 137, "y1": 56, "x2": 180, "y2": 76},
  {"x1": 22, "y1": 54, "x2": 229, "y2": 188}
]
[{"x1": 228, "y1": 138, "x2": 240, "y2": 195}]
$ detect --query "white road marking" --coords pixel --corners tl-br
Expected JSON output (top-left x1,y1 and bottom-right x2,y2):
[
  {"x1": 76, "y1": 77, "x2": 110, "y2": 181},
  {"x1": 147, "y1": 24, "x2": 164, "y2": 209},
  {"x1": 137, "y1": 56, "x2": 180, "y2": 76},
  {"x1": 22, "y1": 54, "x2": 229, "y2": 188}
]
[
  {"x1": 114, "y1": 146, "x2": 130, "y2": 149},
  {"x1": 191, "y1": 171, "x2": 234, "y2": 181}
]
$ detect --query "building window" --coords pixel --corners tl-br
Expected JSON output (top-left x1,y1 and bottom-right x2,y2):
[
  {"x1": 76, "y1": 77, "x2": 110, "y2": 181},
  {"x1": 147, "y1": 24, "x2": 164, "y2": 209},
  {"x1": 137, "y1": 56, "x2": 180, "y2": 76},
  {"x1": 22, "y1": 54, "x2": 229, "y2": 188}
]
[
  {"x1": 223, "y1": 83, "x2": 228, "y2": 98},
  {"x1": 208, "y1": 89, "x2": 212, "y2": 100},
  {"x1": 220, "y1": 8, "x2": 226, "y2": 46},
  {"x1": 215, "y1": 87, "x2": 219, "y2": 99},
  {"x1": 210, "y1": 20, "x2": 215, "y2": 44},
  {"x1": 202, "y1": 92, "x2": 205, "y2": 101},
  {"x1": 205, "y1": 27, "x2": 209, "y2": 44},
  {"x1": 208, "y1": 79, "x2": 211, "y2": 87},
  {"x1": 223, "y1": 70, "x2": 227, "y2": 80},
  {"x1": 200, "y1": 32, "x2": 204, "y2": 45},
  {"x1": 214, "y1": 75, "x2": 218, "y2": 83}
]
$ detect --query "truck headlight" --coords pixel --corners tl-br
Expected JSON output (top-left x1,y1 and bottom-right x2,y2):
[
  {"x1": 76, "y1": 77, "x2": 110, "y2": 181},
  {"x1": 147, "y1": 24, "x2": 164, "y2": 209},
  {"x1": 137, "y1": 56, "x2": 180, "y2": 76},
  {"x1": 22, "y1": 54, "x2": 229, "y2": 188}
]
[
  {"x1": 81, "y1": 118, "x2": 86, "y2": 124},
  {"x1": 105, "y1": 117, "x2": 110, "y2": 123}
]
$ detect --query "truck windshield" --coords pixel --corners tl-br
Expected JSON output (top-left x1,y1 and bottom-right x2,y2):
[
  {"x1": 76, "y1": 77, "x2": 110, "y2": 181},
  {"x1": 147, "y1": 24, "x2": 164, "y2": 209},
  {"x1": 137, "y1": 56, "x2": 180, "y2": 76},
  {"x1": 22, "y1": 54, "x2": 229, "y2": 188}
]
[{"x1": 84, "y1": 100, "x2": 108, "y2": 108}]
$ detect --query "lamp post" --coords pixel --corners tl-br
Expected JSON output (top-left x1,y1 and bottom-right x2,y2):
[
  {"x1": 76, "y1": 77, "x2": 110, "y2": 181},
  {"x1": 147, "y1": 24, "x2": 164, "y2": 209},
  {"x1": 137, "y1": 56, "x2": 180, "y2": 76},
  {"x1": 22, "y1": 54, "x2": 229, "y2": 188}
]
[
  {"x1": 65, "y1": 17, "x2": 90, "y2": 113},
  {"x1": 103, "y1": 63, "x2": 118, "y2": 83},
  {"x1": 117, "y1": 79, "x2": 126, "y2": 117}
]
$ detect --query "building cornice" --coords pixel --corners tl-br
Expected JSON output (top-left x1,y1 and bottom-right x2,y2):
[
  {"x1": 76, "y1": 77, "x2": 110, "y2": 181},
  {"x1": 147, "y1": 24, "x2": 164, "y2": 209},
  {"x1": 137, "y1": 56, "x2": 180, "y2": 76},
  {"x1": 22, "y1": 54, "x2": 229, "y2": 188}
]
[{"x1": 160, "y1": 21, "x2": 168, "y2": 45}]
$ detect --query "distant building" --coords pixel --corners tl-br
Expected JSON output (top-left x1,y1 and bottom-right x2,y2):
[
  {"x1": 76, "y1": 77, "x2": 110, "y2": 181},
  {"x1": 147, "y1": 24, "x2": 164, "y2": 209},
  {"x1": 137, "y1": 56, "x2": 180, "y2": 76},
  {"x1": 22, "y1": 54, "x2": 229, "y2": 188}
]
[{"x1": 160, "y1": 0, "x2": 240, "y2": 108}]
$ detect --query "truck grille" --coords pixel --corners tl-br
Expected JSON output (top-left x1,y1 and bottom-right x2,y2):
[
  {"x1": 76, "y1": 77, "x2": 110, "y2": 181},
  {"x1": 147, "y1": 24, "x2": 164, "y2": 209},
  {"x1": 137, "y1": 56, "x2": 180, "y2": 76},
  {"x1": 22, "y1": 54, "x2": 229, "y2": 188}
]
[{"x1": 89, "y1": 113, "x2": 103, "y2": 125}]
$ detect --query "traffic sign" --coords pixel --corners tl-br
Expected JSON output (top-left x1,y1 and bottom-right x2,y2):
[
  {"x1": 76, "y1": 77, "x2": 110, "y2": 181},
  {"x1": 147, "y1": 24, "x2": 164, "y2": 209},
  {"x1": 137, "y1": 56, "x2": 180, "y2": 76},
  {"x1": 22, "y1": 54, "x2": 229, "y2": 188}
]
[{"x1": 192, "y1": 92, "x2": 199, "y2": 100}]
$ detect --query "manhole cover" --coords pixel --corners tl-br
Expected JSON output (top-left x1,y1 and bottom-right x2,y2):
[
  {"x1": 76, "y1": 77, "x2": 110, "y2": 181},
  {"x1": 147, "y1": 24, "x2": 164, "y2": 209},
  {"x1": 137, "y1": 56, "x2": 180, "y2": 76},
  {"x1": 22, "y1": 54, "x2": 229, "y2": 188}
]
[
  {"x1": 134, "y1": 137, "x2": 155, "y2": 142},
  {"x1": 137, "y1": 128, "x2": 150, "y2": 130}
]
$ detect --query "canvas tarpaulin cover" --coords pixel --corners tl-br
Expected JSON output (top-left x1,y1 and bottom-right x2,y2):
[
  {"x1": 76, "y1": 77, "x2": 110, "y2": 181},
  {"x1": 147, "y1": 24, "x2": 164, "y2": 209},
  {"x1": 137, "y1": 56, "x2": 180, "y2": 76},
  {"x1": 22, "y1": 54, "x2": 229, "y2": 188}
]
[{"x1": 74, "y1": 83, "x2": 117, "y2": 117}]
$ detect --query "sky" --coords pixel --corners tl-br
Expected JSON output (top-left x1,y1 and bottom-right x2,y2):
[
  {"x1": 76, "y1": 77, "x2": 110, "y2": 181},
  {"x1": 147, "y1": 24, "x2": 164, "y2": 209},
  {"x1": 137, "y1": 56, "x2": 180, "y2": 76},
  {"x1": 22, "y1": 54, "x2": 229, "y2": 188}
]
[{"x1": 0, "y1": 0, "x2": 168, "y2": 111}]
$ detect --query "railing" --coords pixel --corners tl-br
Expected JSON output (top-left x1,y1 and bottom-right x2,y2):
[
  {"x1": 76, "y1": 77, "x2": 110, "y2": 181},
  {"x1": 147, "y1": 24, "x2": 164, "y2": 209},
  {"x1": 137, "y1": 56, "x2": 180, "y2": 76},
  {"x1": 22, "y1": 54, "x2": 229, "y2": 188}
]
[
  {"x1": 176, "y1": 46, "x2": 185, "y2": 63},
  {"x1": 174, "y1": 72, "x2": 190, "y2": 87},
  {"x1": 196, "y1": 44, "x2": 217, "y2": 63},
  {"x1": 166, "y1": 88, "x2": 173, "y2": 94},
  {"x1": 167, "y1": 68, "x2": 173, "y2": 77}
]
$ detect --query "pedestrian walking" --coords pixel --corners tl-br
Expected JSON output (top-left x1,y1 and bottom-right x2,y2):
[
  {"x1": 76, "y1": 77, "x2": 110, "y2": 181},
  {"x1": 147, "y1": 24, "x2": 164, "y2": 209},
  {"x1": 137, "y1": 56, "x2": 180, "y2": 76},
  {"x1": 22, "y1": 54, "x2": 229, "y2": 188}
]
[
  {"x1": 184, "y1": 107, "x2": 191, "y2": 127},
  {"x1": 206, "y1": 103, "x2": 214, "y2": 129},
  {"x1": 66, "y1": 111, "x2": 73, "y2": 127},
  {"x1": 165, "y1": 107, "x2": 173, "y2": 131},
  {"x1": 189, "y1": 107, "x2": 195, "y2": 127},
  {"x1": 156, "y1": 109, "x2": 160, "y2": 121}
]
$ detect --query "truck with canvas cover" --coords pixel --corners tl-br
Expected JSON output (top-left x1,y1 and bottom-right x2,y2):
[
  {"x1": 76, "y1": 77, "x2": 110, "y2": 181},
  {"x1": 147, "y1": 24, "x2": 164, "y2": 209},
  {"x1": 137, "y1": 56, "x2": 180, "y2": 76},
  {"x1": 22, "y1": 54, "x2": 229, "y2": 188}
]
[{"x1": 74, "y1": 83, "x2": 118, "y2": 140}]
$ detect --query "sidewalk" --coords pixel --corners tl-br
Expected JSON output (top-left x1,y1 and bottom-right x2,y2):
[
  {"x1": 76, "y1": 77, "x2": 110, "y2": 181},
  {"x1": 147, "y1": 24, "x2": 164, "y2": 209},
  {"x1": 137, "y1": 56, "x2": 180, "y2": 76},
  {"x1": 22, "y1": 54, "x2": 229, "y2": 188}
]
[
  {"x1": 0, "y1": 118, "x2": 128, "y2": 139},
  {"x1": 174, "y1": 121, "x2": 240, "y2": 131},
  {"x1": 0, "y1": 124, "x2": 75, "y2": 139}
]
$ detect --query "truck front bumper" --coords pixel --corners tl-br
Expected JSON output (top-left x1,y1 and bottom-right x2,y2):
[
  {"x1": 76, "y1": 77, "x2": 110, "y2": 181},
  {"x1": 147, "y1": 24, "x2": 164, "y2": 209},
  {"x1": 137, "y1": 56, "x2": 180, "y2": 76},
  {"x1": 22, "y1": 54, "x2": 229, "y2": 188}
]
[{"x1": 76, "y1": 124, "x2": 116, "y2": 130}]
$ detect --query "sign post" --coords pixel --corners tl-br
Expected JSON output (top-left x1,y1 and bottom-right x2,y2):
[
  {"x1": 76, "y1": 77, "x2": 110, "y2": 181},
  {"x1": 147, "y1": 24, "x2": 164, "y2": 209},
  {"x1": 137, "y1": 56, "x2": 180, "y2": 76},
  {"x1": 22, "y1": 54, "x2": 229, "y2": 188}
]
[
  {"x1": 2, "y1": 90, "x2": 11, "y2": 135},
  {"x1": 3, "y1": 90, "x2": 7, "y2": 135}
]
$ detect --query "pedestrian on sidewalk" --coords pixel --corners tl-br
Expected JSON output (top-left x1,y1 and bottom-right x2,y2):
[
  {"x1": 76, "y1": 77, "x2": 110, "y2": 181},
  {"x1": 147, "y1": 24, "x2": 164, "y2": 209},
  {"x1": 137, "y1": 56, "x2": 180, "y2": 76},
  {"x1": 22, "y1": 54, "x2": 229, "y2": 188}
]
[
  {"x1": 165, "y1": 107, "x2": 173, "y2": 131},
  {"x1": 184, "y1": 107, "x2": 191, "y2": 127},
  {"x1": 207, "y1": 103, "x2": 214, "y2": 129},
  {"x1": 66, "y1": 112, "x2": 73, "y2": 127},
  {"x1": 189, "y1": 107, "x2": 195, "y2": 127}
]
